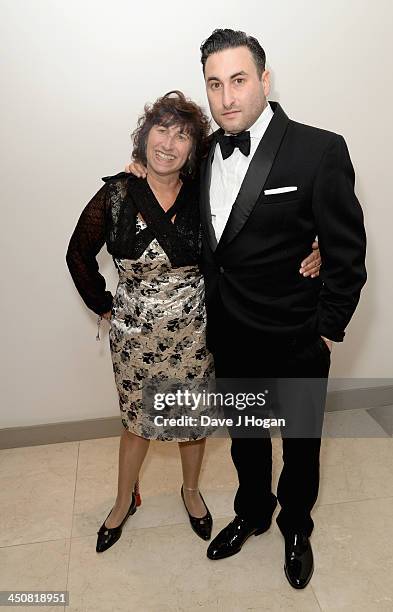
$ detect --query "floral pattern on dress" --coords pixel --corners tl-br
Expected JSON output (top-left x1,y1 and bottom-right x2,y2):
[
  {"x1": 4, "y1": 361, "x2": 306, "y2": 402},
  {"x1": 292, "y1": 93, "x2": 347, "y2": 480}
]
[{"x1": 109, "y1": 217, "x2": 215, "y2": 441}]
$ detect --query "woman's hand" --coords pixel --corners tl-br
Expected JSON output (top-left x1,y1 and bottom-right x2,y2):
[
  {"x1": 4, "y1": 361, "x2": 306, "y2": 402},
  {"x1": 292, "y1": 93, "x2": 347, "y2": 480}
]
[
  {"x1": 299, "y1": 241, "x2": 321, "y2": 277},
  {"x1": 125, "y1": 161, "x2": 148, "y2": 178}
]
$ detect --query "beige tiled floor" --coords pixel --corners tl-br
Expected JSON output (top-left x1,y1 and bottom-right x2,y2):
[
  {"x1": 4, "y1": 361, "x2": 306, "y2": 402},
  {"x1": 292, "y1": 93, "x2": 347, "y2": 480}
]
[{"x1": 0, "y1": 436, "x2": 392, "y2": 611}]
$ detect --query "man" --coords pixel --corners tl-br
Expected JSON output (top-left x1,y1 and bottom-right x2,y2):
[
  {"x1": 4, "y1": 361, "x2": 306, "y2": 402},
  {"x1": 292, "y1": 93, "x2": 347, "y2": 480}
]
[{"x1": 198, "y1": 29, "x2": 366, "y2": 588}]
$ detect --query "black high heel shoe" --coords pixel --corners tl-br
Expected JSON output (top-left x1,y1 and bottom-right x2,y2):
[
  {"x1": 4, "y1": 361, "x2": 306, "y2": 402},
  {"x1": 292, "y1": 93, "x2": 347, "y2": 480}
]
[
  {"x1": 96, "y1": 479, "x2": 142, "y2": 553},
  {"x1": 181, "y1": 484, "x2": 213, "y2": 541}
]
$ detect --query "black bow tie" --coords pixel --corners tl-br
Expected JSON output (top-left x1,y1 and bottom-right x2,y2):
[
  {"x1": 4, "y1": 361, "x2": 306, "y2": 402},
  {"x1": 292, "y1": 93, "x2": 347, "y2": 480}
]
[{"x1": 218, "y1": 130, "x2": 251, "y2": 160}]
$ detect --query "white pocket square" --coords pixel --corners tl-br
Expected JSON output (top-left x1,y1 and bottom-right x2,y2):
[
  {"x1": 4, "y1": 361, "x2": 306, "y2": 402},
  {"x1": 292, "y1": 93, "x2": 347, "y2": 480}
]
[{"x1": 264, "y1": 186, "x2": 298, "y2": 195}]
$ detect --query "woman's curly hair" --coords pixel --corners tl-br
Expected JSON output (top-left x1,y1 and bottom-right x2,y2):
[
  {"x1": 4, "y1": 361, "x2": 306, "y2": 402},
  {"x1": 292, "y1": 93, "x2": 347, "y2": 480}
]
[{"x1": 131, "y1": 90, "x2": 211, "y2": 177}]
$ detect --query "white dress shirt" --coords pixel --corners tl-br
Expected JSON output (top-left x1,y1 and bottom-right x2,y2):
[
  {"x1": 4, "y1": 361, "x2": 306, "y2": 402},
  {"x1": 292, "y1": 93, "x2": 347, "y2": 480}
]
[{"x1": 210, "y1": 102, "x2": 274, "y2": 241}]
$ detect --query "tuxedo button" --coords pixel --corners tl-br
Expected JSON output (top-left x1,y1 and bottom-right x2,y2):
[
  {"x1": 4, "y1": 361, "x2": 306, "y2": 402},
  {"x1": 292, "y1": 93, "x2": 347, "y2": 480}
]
[{"x1": 219, "y1": 266, "x2": 225, "y2": 273}]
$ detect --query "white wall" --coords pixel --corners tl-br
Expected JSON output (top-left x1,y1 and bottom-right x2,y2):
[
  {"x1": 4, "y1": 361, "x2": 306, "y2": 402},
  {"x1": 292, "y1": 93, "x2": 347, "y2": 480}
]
[{"x1": 1, "y1": 0, "x2": 392, "y2": 427}]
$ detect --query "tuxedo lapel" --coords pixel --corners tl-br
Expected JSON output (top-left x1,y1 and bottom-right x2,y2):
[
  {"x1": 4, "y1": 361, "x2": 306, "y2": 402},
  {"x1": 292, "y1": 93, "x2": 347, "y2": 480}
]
[
  {"x1": 200, "y1": 134, "x2": 219, "y2": 252},
  {"x1": 216, "y1": 102, "x2": 290, "y2": 253}
]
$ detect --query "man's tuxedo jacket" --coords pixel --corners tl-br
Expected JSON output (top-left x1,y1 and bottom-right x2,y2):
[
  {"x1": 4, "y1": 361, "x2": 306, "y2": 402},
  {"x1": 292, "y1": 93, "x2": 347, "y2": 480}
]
[{"x1": 199, "y1": 102, "x2": 367, "y2": 350}]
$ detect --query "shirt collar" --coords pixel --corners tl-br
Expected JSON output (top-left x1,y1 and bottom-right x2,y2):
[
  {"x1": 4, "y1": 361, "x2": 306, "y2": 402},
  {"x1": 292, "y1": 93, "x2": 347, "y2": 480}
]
[{"x1": 248, "y1": 102, "x2": 274, "y2": 139}]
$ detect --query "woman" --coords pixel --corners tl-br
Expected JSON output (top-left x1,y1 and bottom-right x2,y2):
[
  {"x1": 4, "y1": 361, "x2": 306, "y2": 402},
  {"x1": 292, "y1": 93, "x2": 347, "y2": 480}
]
[{"x1": 66, "y1": 91, "x2": 321, "y2": 554}]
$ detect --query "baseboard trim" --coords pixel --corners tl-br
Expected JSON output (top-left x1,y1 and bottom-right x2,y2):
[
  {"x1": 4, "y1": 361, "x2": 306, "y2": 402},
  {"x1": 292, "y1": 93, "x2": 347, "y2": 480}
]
[
  {"x1": 326, "y1": 385, "x2": 393, "y2": 412},
  {"x1": 0, "y1": 416, "x2": 123, "y2": 450},
  {"x1": 1, "y1": 386, "x2": 393, "y2": 449}
]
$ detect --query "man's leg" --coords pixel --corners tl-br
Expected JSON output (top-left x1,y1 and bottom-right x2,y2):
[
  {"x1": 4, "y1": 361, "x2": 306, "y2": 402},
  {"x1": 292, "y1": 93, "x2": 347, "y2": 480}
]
[
  {"x1": 207, "y1": 336, "x2": 277, "y2": 560},
  {"x1": 213, "y1": 339, "x2": 277, "y2": 527},
  {"x1": 275, "y1": 437, "x2": 321, "y2": 537},
  {"x1": 272, "y1": 334, "x2": 330, "y2": 588},
  {"x1": 274, "y1": 335, "x2": 330, "y2": 537},
  {"x1": 231, "y1": 436, "x2": 277, "y2": 528}
]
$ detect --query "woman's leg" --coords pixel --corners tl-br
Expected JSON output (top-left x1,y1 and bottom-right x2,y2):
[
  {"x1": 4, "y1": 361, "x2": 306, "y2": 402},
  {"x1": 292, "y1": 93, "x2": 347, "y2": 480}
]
[
  {"x1": 105, "y1": 429, "x2": 150, "y2": 528},
  {"x1": 178, "y1": 438, "x2": 207, "y2": 518}
]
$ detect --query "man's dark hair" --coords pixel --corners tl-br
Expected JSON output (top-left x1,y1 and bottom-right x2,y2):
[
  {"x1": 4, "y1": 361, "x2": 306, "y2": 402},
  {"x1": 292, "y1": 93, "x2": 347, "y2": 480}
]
[{"x1": 200, "y1": 28, "x2": 266, "y2": 78}]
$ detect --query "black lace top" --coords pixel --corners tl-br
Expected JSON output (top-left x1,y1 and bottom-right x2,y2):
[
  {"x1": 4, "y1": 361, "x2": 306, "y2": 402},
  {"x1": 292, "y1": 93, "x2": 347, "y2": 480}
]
[{"x1": 66, "y1": 173, "x2": 201, "y2": 316}]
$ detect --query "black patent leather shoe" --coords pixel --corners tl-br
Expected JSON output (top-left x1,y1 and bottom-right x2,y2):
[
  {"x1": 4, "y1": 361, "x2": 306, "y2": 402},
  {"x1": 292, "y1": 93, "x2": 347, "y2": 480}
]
[
  {"x1": 207, "y1": 515, "x2": 270, "y2": 560},
  {"x1": 284, "y1": 532, "x2": 314, "y2": 589},
  {"x1": 181, "y1": 485, "x2": 213, "y2": 541},
  {"x1": 96, "y1": 493, "x2": 137, "y2": 553}
]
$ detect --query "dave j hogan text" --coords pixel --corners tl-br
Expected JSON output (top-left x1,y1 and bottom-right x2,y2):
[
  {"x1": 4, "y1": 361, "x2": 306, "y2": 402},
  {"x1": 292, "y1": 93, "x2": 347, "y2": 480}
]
[{"x1": 153, "y1": 415, "x2": 285, "y2": 429}]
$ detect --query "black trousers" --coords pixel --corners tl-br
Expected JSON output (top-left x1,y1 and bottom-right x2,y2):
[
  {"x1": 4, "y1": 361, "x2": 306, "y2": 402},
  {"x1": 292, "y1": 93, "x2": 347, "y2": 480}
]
[{"x1": 212, "y1": 328, "x2": 331, "y2": 537}]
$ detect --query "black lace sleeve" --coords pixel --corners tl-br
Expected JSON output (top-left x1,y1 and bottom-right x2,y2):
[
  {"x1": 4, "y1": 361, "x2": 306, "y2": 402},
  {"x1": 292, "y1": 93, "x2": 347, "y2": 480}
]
[{"x1": 66, "y1": 183, "x2": 113, "y2": 316}]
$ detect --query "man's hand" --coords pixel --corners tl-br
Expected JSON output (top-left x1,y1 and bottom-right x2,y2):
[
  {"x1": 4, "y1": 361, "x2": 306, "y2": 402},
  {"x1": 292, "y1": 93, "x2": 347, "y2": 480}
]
[
  {"x1": 125, "y1": 161, "x2": 147, "y2": 178},
  {"x1": 321, "y1": 336, "x2": 333, "y2": 352},
  {"x1": 101, "y1": 311, "x2": 111, "y2": 321},
  {"x1": 300, "y1": 241, "x2": 321, "y2": 277}
]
